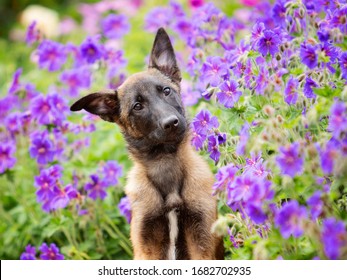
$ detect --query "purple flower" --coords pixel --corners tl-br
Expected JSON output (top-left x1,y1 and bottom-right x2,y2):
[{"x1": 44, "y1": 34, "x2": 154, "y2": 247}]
[
  {"x1": 217, "y1": 132, "x2": 227, "y2": 145},
  {"x1": 5, "y1": 112, "x2": 22, "y2": 135},
  {"x1": 193, "y1": 2, "x2": 221, "y2": 24},
  {"x1": 300, "y1": 43, "x2": 318, "y2": 69},
  {"x1": 20, "y1": 245, "x2": 36, "y2": 260},
  {"x1": 118, "y1": 196, "x2": 132, "y2": 223},
  {"x1": 320, "y1": 42, "x2": 339, "y2": 64},
  {"x1": 60, "y1": 67, "x2": 91, "y2": 97},
  {"x1": 174, "y1": 19, "x2": 194, "y2": 42},
  {"x1": 65, "y1": 43, "x2": 84, "y2": 67},
  {"x1": 275, "y1": 200, "x2": 307, "y2": 239},
  {"x1": 80, "y1": 36, "x2": 104, "y2": 64},
  {"x1": 216, "y1": 80, "x2": 242, "y2": 108},
  {"x1": 0, "y1": 142, "x2": 16, "y2": 174},
  {"x1": 200, "y1": 56, "x2": 229, "y2": 87},
  {"x1": 257, "y1": 30, "x2": 280, "y2": 56},
  {"x1": 254, "y1": 66, "x2": 269, "y2": 95},
  {"x1": 340, "y1": 52, "x2": 347, "y2": 80},
  {"x1": 216, "y1": 17, "x2": 238, "y2": 50},
  {"x1": 272, "y1": 0, "x2": 286, "y2": 27},
  {"x1": 331, "y1": 6, "x2": 347, "y2": 33},
  {"x1": 207, "y1": 135, "x2": 220, "y2": 162},
  {"x1": 328, "y1": 100, "x2": 347, "y2": 139},
  {"x1": 26, "y1": 21, "x2": 40, "y2": 46},
  {"x1": 303, "y1": 77, "x2": 318, "y2": 98},
  {"x1": 251, "y1": 22, "x2": 265, "y2": 48},
  {"x1": 50, "y1": 184, "x2": 79, "y2": 210},
  {"x1": 30, "y1": 94, "x2": 53, "y2": 125},
  {"x1": 189, "y1": 0, "x2": 205, "y2": 8},
  {"x1": 186, "y1": 48, "x2": 202, "y2": 76},
  {"x1": 236, "y1": 123, "x2": 250, "y2": 155},
  {"x1": 102, "y1": 160, "x2": 122, "y2": 186},
  {"x1": 317, "y1": 27, "x2": 330, "y2": 42},
  {"x1": 35, "y1": 169, "x2": 56, "y2": 203},
  {"x1": 8, "y1": 68, "x2": 22, "y2": 95},
  {"x1": 170, "y1": 1, "x2": 185, "y2": 17},
  {"x1": 84, "y1": 174, "x2": 108, "y2": 200},
  {"x1": 228, "y1": 229, "x2": 239, "y2": 248},
  {"x1": 29, "y1": 131, "x2": 56, "y2": 165},
  {"x1": 213, "y1": 164, "x2": 238, "y2": 194},
  {"x1": 145, "y1": 7, "x2": 171, "y2": 32},
  {"x1": 48, "y1": 92, "x2": 69, "y2": 124},
  {"x1": 227, "y1": 172, "x2": 273, "y2": 224},
  {"x1": 105, "y1": 49, "x2": 127, "y2": 78},
  {"x1": 284, "y1": 76, "x2": 298, "y2": 105},
  {"x1": 0, "y1": 97, "x2": 15, "y2": 121},
  {"x1": 226, "y1": 40, "x2": 250, "y2": 65},
  {"x1": 181, "y1": 86, "x2": 200, "y2": 107},
  {"x1": 30, "y1": 93, "x2": 68, "y2": 126},
  {"x1": 37, "y1": 40, "x2": 67, "y2": 71},
  {"x1": 307, "y1": 191, "x2": 323, "y2": 219},
  {"x1": 101, "y1": 14, "x2": 130, "y2": 39},
  {"x1": 192, "y1": 110, "x2": 219, "y2": 135},
  {"x1": 276, "y1": 142, "x2": 304, "y2": 177},
  {"x1": 245, "y1": 204, "x2": 267, "y2": 224},
  {"x1": 39, "y1": 243, "x2": 64, "y2": 260},
  {"x1": 318, "y1": 138, "x2": 340, "y2": 174},
  {"x1": 244, "y1": 153, "x2": 270, "y2": 178},
  {"x1": 321, "y1": 218, "x2": 347, "y2": 259},
  {"x1": 191, "y1": 130, "x2": 207, "y2": 150},
  {"x1": 228, "y1": 173, "x2": 255, "y2": 203}
]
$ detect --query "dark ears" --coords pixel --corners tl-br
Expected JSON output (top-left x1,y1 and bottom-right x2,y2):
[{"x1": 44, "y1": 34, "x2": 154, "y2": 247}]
[
  {"x1": 148, "y1": 28, "x2": 181, "y2": 84},
  {"x1": 70, "y1": 90, "x2": 120, "y2": 122}
]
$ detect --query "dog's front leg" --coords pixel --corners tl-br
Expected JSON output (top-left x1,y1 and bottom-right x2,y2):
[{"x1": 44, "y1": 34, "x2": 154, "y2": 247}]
[
  {"x1": 131, "y1": 212, "x2": 170, "y2": 260},
  {"x1": 184, "y1": 209, "x2": 217, "y2": 260}
]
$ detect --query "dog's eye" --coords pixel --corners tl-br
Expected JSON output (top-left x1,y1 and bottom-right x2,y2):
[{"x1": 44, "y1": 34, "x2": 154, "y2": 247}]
[
  {"x1": 133, "y1": 102, "x2": 143, "y2": 111},
  {"x1": 163, "y1": 87, "x2": 171, "y2": 96}
]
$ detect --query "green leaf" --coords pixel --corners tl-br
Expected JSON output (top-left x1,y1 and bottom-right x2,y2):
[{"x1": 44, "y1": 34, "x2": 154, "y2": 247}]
[{"x1": 313, "y1": 86, "x2": 341, "y2": 98}]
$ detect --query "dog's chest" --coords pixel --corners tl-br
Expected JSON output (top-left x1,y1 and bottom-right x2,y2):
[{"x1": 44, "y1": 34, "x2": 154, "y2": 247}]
[
  {"x1": 146, "y1": 157, "x2": 185, "y2": 200},
  {"x1": 146, "y1": 159, "x2": 185, "y2": 260}
]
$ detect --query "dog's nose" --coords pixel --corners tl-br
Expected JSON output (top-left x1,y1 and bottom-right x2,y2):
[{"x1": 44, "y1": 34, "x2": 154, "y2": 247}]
[{"x1": 161, "y1": 116, "x2": 179, "y2": 130}]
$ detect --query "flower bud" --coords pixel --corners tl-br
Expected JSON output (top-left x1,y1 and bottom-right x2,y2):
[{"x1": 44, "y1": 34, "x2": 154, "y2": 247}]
[
  {"x1": 307, "y1": 144, "x2": 317, "y2": 158},
  {"x1": 263, "y1": 105, "x2": 275, "y2": 116},
  {"x1": 262, "y1": 132, "x2": 269, "y2": 141},
  {"x1": 284, "y1": 1, "x2": 293, "y2": 8},
  {"x1": 295, "y1": 18, "x2": 302, "y2": 33},
  {"x1": 211, "y1": 216, "x2": 229, "y2": 236},
  {"x1": 298, "y1": 73, "x2": 306, "y2": 82},
  {"x1": 277, "y1": 115, "x2": 284, "y2": 123}
]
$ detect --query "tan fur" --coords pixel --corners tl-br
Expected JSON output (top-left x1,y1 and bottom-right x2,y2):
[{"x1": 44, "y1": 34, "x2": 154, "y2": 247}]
[{"x1": 125, "y1": 134, "x2": 221, "y2": 259}]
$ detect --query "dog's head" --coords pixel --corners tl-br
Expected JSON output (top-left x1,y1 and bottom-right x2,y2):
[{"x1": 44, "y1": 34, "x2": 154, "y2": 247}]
[{"x1": 70, "y1": 28, "x2": 187, "y2": 156}]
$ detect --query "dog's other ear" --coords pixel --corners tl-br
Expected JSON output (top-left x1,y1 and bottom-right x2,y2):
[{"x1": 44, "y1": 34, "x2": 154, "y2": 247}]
[
  {"x1": 148, "y1": 27, "x2": 181, "y2": 84},
  {"x1": 70, "y1": 90, "x2": 120, "y2": 122}
]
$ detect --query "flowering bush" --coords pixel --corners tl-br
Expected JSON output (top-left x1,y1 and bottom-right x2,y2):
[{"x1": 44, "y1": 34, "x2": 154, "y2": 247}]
[{"x1": 1, "y1": 0, "x2": 347, "y2": 260}]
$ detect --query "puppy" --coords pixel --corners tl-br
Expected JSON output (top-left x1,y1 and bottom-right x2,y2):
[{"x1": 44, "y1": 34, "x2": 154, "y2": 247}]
[{"x1": 70, "y1": 28, "x2": 224, "y2": 260}]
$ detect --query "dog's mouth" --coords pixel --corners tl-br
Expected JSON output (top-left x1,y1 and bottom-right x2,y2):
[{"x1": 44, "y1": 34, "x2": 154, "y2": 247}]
[
  {"x1": 142, "y1": 122, "x2": 186, "y2": 145},
  {"x1": 154, "y1": 126, "x2": 187, "y2": 145}
]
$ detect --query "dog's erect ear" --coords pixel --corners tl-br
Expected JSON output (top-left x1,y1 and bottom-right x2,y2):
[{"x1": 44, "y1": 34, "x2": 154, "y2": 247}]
[
  {"x1": 148, "y1": 28, "x2": 181, "y2": 84},
  {"x1": 70, "y1": 91, "x2": 120, "y2": 123}
]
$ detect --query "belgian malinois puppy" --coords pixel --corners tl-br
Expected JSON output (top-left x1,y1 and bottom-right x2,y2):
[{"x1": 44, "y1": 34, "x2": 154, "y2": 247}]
[{"x1": 70, "y1": 28, "x2": 224, "y2": 260}]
